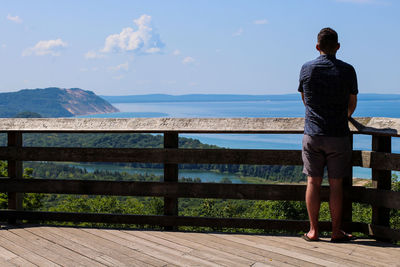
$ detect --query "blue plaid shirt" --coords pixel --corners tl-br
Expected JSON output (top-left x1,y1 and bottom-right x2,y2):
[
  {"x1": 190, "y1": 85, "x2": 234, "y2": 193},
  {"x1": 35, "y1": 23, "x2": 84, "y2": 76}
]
[{"x1": 298, "y1": 55, "x2": 358, "y2": 136}]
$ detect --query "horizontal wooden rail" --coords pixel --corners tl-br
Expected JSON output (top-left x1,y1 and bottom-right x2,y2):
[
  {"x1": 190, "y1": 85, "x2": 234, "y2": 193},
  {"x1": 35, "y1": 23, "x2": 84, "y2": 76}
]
[
  {"x1": 0, "y1": 117, "x2": 399, "y2": 136},
  {"x1": 353, "y1": 151, "x2": 400, "y2": 171},
  {"x1": 365, "y1": 224, "x2": 400, "y2": 241},
  {"x1": 1, "y1": 147, "x2": 399, "y2": 171},
  {"x1": 2, "y1": 210, "x2": 398, "y2": 240},
  {"x1": 349, "y1": 186, "x2": 400, "y2": 209},
  {"x1": 0, "y1": 179, "x2": 322, "y2": 201},
  {"x1": 0, "y1": 210, "x2": 343, "y2": 232},
  {"x1": 0, "y1": 147, "x2": 303, "y2": 165},
  {"x1": 1, "y1": 179, "x2": 399, "y2": 210}
]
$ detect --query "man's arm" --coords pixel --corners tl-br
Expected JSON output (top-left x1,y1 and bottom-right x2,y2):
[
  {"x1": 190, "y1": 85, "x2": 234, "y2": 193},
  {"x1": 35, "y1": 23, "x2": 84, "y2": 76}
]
[
  {"x1": 300, "y1": 92, "x2": 305, "y2": 105},
  {"x1": 348, "y1": 94, "x2": 357, "y2": 117}
]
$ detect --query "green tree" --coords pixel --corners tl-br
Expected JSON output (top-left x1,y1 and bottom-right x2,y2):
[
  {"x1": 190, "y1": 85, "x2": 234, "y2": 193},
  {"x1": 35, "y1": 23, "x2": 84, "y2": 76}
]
[{"x1": 0, "y1": 161, "x2": 44, "y2": 210}]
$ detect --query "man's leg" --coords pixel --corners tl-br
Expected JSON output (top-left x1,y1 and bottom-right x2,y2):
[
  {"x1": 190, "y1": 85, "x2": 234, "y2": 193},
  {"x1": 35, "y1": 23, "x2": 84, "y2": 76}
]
[
  {"x1": 328, "y1": 178, "x2": 343, "y2": 238},
  {"x1": 326, "y1": 135, "x2": 353, "y2": 240},
  {"x1": 306, "y1": 176, "x2": 322, "y2": 240},
  {"x1": 329, "y1": 177, "x2": 353, "y2": 239}
]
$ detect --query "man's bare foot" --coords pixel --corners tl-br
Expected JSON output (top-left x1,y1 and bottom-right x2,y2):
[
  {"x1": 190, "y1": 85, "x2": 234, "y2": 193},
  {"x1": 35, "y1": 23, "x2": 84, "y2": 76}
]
[
  {"x1": 331, "y1": 230, "x2": 356, "y2": 242},
  {"x1": 304, "y1": 230, "x2": 319, "y2": 241},
  {"x1": 302, "y1": 233, "x2": 320, "y2": 242}
]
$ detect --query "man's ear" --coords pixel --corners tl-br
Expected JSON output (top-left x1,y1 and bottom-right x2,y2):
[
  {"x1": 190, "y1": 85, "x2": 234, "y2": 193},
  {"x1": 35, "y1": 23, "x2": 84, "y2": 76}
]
[
  {"x1": 316, "y1": 44, "x2": 321, "y2": 51},
  {"x1": 336, "y1": 42, "x2": 341, "y2": 51}
]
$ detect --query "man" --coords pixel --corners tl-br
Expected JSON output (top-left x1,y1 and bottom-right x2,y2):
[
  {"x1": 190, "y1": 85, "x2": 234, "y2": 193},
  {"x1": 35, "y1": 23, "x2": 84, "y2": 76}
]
[{"x1": 298, "y1": 27, "x2": 358, "y2": 242}]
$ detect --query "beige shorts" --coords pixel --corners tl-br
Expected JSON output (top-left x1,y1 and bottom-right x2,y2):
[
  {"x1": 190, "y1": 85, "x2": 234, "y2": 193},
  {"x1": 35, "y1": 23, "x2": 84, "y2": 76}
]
[{"x1": 302, "y1": 134, "x2": 352, "y2": 179}]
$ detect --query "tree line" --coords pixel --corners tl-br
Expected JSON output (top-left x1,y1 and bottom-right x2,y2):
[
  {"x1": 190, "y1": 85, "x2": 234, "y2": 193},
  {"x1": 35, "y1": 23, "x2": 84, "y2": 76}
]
[{"x1": 0, "y1": 133, "x2": 306, "y2": 182}]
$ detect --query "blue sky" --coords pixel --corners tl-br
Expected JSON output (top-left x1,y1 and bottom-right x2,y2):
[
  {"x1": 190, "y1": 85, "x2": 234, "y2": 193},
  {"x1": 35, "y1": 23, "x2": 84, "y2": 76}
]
[{"x1": 1, "y1": 0, "x2": 399, "y2": 95}]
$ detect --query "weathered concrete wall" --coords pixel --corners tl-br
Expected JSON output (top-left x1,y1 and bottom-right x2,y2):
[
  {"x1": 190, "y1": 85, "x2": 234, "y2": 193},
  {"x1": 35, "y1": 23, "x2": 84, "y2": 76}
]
[{"x1": 0, "y1": 117, "x2": 398, "y2": 136}]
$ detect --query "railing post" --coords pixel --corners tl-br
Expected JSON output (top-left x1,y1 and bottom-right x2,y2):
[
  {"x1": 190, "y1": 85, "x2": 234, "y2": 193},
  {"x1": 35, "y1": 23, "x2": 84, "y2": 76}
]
[
  {"x1": 7, "y1": 132, "x2": 23, "y2": 224},
  {"x1": 371, "y1": 135, "x2": 391, "y2": 238},
  {"x1": 163, "y1": 132, "x2": 179, "y2": 230},
  {"x1": 342, "y1": 134, "x2": 353, "y2": 231}
]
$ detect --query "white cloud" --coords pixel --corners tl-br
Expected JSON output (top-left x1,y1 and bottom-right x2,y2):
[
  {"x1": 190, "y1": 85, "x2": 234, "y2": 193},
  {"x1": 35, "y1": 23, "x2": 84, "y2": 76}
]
[
  {"x1": 173, "y1": 49, "x2": 181, "y2": 56},
  {"x1": 109, "y1": 62, "x2": 129, "y2": 72},
  {"x1": 85, "y1": 50, "x2": 105, "y2": 59},
  {"x1": 182, "y1": 56, "x2": 195, "y2": 64},
  {"x1": 7, "y1": 14, "x2": 22, "y2": 24},
  {"x1": 100, "y1": 14, "x2": 164, "y2": 55},
  {"x1": 22, "y1": 39, "x2": 67, "y2": 56},
  {"x1": 146, "y1": 47, "x2": 161, "y2": 54},
  {"x1": 254, "y1": 19, "x2": 268, "y2": 25},
  {"x1": 232, "y1": 27, "x2": 243, "y2": 37}
]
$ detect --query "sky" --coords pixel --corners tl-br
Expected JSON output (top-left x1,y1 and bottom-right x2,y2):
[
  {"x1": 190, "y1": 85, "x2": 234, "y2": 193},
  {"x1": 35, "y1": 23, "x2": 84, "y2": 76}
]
[{"x1": 1, "y1": 0, "x2": 399, "y2": 96}]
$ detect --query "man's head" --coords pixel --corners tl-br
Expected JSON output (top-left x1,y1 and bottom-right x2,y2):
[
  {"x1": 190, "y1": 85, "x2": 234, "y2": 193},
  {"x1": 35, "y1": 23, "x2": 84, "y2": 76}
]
[{"x1": 317, "y1": 27, "x2": 340, "y2": 55}]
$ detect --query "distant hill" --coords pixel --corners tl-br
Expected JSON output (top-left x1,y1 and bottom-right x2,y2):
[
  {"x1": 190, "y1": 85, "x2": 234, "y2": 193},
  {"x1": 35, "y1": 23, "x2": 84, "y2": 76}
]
[
  {"x1": 101, "y1": 93, "x2": 400, "y2": 103},
  {"x1": 0, "y1": 87, "x2": 119, "y2": 118}
]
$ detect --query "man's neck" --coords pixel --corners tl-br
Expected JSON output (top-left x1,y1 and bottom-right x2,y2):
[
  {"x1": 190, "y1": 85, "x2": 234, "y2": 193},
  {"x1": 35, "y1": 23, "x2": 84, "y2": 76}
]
[{"x1": 319, "y1": 51, "x2": 336, "y2": 56}]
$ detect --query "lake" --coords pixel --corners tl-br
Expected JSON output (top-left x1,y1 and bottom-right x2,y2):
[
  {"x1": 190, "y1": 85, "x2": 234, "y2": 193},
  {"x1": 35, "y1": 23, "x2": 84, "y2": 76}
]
[
  {"x1": 78, "y1": 97, "x2": 400, "y2": 180},
  {"x1": 67, "y1": 162, "x2": 244, "y2": 184}
]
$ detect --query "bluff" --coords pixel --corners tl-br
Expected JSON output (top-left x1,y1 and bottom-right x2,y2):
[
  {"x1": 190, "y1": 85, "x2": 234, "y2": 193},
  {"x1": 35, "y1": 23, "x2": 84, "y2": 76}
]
[{"x1": 0, "y1": 87, "x2": 119, "y2": 118}]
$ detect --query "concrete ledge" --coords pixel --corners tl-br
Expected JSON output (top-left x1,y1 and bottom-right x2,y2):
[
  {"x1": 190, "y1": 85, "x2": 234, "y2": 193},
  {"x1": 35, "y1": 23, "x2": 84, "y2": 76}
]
[{"x1": 0, "y1": 117, "x2": 398, "y2": 136}]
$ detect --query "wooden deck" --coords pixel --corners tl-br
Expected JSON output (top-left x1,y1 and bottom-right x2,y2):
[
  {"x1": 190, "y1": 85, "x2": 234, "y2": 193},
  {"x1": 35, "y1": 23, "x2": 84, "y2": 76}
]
[{"x1": 0, "y1": 226, "x2": 399, "y2": 266}]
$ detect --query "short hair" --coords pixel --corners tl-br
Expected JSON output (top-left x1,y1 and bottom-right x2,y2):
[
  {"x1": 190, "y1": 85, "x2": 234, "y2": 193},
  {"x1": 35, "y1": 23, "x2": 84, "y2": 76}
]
[{"x1": 317, "y1": 28, "x2": 338, "y2": 54}]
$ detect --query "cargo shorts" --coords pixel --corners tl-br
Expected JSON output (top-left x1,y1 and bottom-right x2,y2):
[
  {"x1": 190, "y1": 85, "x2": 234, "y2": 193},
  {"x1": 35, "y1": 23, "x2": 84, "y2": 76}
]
[{"x1": 302, "y1": 134, "x2": 352, "y2": 179}]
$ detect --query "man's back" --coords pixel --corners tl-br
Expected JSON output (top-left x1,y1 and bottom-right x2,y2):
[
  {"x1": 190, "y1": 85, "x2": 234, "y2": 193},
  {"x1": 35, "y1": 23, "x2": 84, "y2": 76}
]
[
  {"x1": 298, "y1": 54, "x2": 358, "y2": 136},
  {"x1": 300, "y1": 27, "x2": 357, "y2": 243}
]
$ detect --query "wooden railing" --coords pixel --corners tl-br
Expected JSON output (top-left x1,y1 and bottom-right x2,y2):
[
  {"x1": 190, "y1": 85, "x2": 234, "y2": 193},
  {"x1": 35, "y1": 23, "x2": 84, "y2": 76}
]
[{"x1": 0, "y1": 117, "x2": 399, "y2": 241}]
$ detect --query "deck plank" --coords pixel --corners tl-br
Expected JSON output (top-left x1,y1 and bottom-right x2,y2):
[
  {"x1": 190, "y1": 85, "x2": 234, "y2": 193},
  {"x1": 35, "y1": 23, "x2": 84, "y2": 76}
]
[
  {"x1": 265, "y1": 235, "x2": 400, "y2": 266},
  {"x1": 10, "y1": 228, "x2": 90, "y2": 266},
  {"x1": 0, "y1": 243, "x2": 37, "y2": 267},
  {"x1": 42, "y1": 226, "x2": 132, "y2": 266},
  {"x1": 242, "y1": 235, "x2": 378, "y2": 267},
  {"x1": 0, "y1": 231, "x2": 61, "y2": 267},
  {"x1": 60, "y1": 227, "x2": 163, "y2": 266},
  {"x1": 46, "y1": 226, "x2": 142, "y2": 266},
  {"x1": 0, "y1": 243, "x2": 20, "y2": 262},
  {"x1": 213, "y1": 233, "x2": 342, "y2": 267},
  {"x1": 0, "y1": 258, "x2": 16, "y2": 267},
  {"x1": 129, "y1": 230, "x2": 255, "y2": 266},
  {"x1": 1, "y1": 226, "x2": 400, "y2": 267},
  {"x1": 98, "y1": 228, "x2": 219, "y2": 267},
  {"x1": 8, "y1": 257, "x2": 37, "y2": 267},
  {"x1": 24, "y1": 226, "x2": 110, "y2": 267},
  {"x1": 150, "y1": 231, "x2": 316, "y2": 267}
]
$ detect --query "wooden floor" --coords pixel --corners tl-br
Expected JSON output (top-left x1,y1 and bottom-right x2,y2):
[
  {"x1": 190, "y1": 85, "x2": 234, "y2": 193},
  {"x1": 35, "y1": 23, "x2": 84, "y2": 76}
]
[{"x1": 0, "y1": 225, "x2": 399, "y2": 267}]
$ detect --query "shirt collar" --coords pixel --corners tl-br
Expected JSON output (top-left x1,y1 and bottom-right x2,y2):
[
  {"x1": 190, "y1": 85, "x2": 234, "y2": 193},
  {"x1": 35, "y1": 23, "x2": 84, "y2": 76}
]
[{"x1": 319, "y1": 54, "x2": 336, "y2": 60}]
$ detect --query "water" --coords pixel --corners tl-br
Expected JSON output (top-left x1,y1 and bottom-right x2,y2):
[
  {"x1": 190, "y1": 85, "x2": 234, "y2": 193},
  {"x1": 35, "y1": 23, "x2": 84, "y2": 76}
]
[
  {"x1": 67, "y1": 163, "x2": 243, "y2": 183},
  {"x1": 77, "y1": 98, "x2": 400, "y2": 179}
]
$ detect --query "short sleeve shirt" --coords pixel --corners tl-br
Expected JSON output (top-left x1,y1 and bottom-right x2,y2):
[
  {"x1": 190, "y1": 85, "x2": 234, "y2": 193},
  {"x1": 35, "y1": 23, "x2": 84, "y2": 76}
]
[{"x1": 298, "y1": 55, "x2": 358, "y2": 136}]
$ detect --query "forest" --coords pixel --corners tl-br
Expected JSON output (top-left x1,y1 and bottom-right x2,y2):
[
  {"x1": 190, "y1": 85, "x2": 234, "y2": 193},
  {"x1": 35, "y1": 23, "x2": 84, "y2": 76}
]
[{"x1": 0, "y1": 132, "x2": 306, "y2": 183}]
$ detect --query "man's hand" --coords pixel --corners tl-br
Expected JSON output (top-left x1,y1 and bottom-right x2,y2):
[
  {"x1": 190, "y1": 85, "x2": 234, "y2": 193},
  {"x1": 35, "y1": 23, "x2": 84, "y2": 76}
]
[{"x1": 348, "y1": 94, "x2": 357, "y2": 117}]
